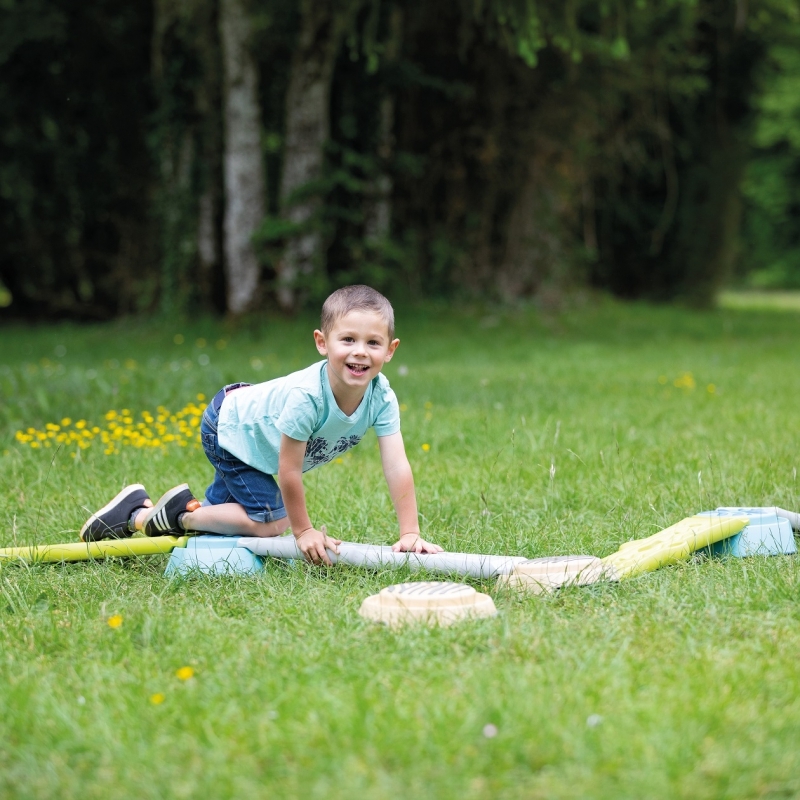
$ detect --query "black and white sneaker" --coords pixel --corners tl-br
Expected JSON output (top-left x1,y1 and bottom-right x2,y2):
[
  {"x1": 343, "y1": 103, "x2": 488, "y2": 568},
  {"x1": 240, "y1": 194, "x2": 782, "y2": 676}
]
[
  {"x1": 80, "y1": 484, "x2": 150, "y2": 542},
  {"x1": 141, "y1": 484, "x2": 200, "y2": 536}
]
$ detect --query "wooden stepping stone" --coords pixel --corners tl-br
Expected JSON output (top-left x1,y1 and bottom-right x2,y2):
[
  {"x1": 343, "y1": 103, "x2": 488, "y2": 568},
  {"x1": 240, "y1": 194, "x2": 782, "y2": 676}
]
[{"x1": 358, "y1": 581, "x2": 497, "y2": 628}]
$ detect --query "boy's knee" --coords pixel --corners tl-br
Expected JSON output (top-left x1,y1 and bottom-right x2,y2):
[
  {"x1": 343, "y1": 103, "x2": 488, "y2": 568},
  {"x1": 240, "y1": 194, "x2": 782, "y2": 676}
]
[{"x1": 249, "y1": 517, "x2": 290, "y2": 538}]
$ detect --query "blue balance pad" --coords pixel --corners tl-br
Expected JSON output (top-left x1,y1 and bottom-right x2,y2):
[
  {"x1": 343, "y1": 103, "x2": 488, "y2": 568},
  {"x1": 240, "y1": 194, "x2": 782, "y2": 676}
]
[
  {"x1": 165, "y1": 535, "x2": 265, "y2": 576},
  {"x1": 699, "y1": 507, "x2": 797, "y2": 557}
]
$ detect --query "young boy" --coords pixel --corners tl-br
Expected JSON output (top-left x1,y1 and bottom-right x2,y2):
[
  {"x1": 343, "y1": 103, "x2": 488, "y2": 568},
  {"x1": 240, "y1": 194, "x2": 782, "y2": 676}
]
[{"x1": 80, "y1": 285, "x2": 442, "y2": 565}]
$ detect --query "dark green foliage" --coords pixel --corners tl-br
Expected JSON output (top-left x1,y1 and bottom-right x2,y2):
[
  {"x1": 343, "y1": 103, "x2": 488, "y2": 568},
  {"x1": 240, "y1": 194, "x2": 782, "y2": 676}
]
[
  {"x1": 589, "y1": 0, "x2": 767, "y2": 305},
  {"x1": 740, "y1": 42, "x2": 800, "y2": 288},
  {"x1": 0, "y1": 0, "x2": 798, "y2": 318},
  {"x1": 149, "y1": 0, "x2": 225, "y2": 315},
  {"x1": 0, "y1": 0, "x2": 154, "y2": 319}
]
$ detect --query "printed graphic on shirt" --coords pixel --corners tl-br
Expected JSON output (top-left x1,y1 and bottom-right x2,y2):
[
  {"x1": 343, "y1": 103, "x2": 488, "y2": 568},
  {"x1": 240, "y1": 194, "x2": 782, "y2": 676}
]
[{"x1": 304, "y1": 435, "x2": 363, "y2": 469}]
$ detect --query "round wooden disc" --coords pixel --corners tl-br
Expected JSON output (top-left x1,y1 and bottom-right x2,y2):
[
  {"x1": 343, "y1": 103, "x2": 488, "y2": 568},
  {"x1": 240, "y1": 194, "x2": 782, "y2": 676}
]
[{"x1": 358, "y1": 581, "x2": 497, "y2": 627}]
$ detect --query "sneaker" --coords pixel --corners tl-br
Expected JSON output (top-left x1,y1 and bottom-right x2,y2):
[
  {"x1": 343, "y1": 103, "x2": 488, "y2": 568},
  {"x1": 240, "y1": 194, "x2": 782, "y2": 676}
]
[
  {"x1": 80, "y1": 484, "x2": 150, "y2": 542},
  {"x1": 141, "y1": 484, "x2": 201, "y2": 536}
]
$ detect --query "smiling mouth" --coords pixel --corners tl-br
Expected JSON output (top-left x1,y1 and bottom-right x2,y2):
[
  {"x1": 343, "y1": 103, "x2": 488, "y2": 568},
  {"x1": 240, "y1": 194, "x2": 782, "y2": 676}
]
[{"x1": 347, "y1": 363, "x2": 369, "y2": 375}]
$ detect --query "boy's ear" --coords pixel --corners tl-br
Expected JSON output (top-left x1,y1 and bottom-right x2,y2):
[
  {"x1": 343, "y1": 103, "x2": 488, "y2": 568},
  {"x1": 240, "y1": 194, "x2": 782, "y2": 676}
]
[
  {"x1": 384, "y1": 338, "x2": 400, "y2": 362},
  {"x1": 313, "y1": 329, "x2": 327, "y2": 355}
]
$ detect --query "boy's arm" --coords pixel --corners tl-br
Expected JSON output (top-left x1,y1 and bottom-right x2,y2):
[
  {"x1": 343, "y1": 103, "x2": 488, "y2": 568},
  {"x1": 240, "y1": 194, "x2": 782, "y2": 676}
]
[
  {"x1": 278, "y1": 434, "x2": 340, "y2": 565},
  {"x1": 378, "y1": 432, "x2": 443, "y2": 554}
]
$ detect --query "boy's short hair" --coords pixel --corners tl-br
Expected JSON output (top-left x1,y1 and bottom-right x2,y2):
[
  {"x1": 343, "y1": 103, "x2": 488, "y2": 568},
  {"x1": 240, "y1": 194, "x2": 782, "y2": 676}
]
[{"x1": 321, "y1": 285, "x2": 395, "y2": 339}]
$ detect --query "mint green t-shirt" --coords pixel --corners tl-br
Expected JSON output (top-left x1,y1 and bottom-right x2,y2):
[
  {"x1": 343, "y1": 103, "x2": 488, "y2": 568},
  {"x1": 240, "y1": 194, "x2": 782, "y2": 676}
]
[{"x1": 216, "y1": 360, "x2": 400, "y2": 474}]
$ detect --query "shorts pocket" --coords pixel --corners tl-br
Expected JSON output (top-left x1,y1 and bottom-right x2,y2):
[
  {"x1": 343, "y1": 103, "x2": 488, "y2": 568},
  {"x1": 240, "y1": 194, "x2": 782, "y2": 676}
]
[{"x1": 201, "y1": 432, "x2": 221, "y2": 463}]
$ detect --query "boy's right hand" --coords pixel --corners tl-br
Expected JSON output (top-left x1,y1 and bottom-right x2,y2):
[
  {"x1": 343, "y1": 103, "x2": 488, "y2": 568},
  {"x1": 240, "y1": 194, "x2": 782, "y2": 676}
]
[{"x1": 294, "y1": 525, "x2": 341, "y2": 566}]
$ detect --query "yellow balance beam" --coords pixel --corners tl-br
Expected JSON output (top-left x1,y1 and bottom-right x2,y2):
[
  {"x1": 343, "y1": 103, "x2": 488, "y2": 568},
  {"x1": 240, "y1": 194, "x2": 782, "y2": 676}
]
[
  {"x1": 600, "y1": 514, "x2": 750, "y2": 580},
  {"x1": 0, "y1": 536, "x2": 189, "y2": 565}
]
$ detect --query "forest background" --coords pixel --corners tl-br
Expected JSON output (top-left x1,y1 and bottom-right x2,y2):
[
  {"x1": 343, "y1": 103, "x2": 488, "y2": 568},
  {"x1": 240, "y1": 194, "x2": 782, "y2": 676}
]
[{"x1": 1, "y1": 0, "x2": 800, "y2": 320}]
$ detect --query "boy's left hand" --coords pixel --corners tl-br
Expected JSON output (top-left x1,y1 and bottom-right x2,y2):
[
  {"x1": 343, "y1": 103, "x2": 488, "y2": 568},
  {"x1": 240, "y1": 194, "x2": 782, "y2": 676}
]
[{"x1": 392, "y1": 533, "x2": 444, "y2": 554}]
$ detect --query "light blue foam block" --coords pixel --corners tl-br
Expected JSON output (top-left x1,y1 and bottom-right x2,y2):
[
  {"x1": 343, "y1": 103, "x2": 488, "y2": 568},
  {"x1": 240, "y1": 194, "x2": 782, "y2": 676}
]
[
  {"x1": 699, "y1": 507, "x2": 797, "y2": 557},
  {"x1": 165, "y1": 535, "x2": 265, "y2": 576}
]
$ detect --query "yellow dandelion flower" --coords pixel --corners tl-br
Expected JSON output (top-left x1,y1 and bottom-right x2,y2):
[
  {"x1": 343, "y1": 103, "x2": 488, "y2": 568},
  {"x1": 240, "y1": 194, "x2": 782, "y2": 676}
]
[
  {"x1": 105, "y1": 410, "x2": 117, "y2": 420},
  {"x1": 107, "y1": 614, "x2": 123, "y2": 629},
  {"x1": 196, "y1": 393, "x2": 206, "y2": 402},
  {"x1": 45, "y1": 423, "x2": 60, "y2": 431},
  {"x1": 150, "y1": 693, "x2": 165, "y2": 705},
  {"x1": 673, "y1": 372, "x2": 696, "y2": 390},
  {"x1": 422, "y1": 443, "x2": 431, "y2": 452},
  {"x1": 75, "y1": 420, "x2": 86, "y2": 429},
  {"x1": 400, "y1": 404, "x2": 408, "y2": 412},
  {"x1": 61, "y1": 418, "x2": 72, "y2": 427},
  {"x1": 176, "y1": 666, "x2": 194, "y2": 681}
]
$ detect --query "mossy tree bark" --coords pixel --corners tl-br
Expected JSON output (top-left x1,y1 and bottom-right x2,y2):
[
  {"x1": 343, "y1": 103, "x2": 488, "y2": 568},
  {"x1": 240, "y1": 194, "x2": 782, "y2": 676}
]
[
  {"x1": 219, "y1": 0, "x2": 265, "y2": 314},
  {"x1": 275, "y1": 0, "x2": 351, "y2": 311}
]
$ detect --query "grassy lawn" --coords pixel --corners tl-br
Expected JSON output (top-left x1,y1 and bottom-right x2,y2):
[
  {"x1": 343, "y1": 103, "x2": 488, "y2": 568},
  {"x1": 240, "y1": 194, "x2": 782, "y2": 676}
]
[
  {"x1": 718, "y1": 289, "x2": 800, "y2": 312},
  {"x1": 1, "y1": 296, "x2": 800, "y2": 799}
]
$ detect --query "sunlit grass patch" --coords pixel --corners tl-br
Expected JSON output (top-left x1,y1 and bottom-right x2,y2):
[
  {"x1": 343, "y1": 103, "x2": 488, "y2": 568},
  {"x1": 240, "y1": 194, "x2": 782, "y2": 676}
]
[{"x1": 718, "y1": 289, "x2": 800, "y2": 312}]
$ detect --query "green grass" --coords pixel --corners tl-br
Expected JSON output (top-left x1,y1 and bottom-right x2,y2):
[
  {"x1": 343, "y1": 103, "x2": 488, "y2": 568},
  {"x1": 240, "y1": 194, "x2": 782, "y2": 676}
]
[
  {"x1": 718, "y1": 289, "x2": 800, "y2": 312},
  {"x1": 1, "y1": 296, "x2": 800, "y2": 799}
]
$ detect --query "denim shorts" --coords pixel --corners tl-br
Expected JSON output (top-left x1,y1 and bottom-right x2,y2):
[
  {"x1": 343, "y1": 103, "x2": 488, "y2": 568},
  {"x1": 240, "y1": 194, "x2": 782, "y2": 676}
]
[{"x1": 200, "y1": 384, "x2": 287, "y2": 524}]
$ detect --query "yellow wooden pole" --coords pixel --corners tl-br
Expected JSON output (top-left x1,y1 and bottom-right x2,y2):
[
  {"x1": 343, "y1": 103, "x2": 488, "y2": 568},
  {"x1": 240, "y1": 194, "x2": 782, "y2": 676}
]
[
  {"x1": 0, "y1": 536, "x2": 189, "y2": 564},
  {"x1": 600, "y1": 514, "x2": 749, "y2": 580}
]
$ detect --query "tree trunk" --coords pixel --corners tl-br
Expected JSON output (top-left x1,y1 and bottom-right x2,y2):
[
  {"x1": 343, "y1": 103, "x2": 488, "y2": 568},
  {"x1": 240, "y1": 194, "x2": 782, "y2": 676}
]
[
  {"x1": 195, "y1": 0, "x2": 225, "y2": 312},
  {"x1": 497, "y1": 155, "x2": 567, "y2": 302},
  {"x1": 363, "y1": 95, "x2": 394, "y2": 243},
  {"x1": 219, "y1": 0, "x2": 265, "y2": 315},
  {"x1": 275, "y1": 0, "x2": 343, "y2": 311},
  {"x1": 364, "y1": 6, "x2": 402, "y2": 244}
]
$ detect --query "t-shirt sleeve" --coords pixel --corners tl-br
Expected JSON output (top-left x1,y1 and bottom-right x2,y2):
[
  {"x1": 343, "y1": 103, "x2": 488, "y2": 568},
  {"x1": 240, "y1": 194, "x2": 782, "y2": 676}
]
[
  {"x1": 372, "y1": 382, "x2": 401, "y2": 437},
  {"x1": 274, "y1": 388, "x2": 321, "y2": 442}
]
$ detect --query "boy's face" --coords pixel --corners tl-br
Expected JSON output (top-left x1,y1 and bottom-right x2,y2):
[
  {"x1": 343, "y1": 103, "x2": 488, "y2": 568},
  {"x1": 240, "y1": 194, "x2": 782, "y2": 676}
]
[{"x1": 314, "y1": 310, "x2": 399, "y2": 397}]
